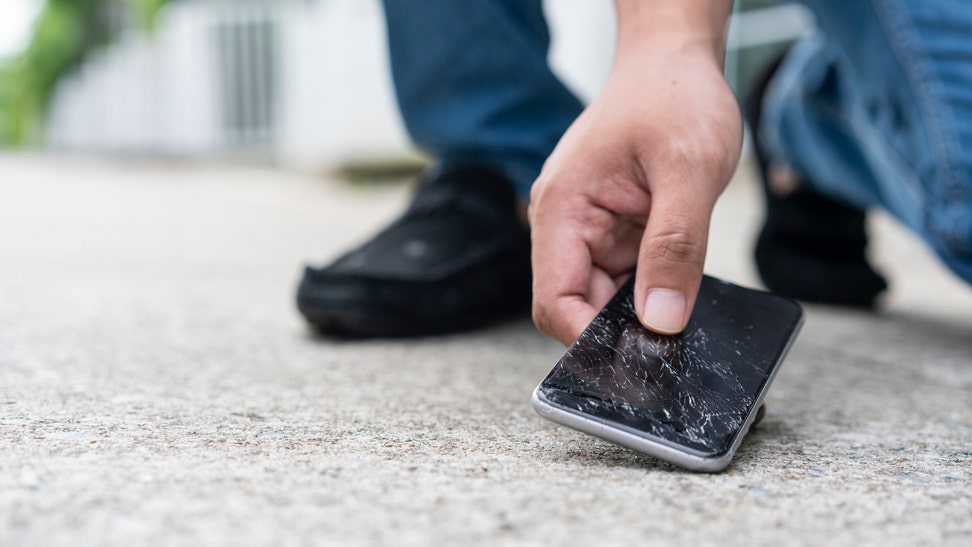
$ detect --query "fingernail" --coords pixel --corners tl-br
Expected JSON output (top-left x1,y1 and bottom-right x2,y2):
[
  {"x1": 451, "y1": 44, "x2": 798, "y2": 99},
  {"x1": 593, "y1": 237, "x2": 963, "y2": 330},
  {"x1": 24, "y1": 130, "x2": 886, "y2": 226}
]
[{"x1": 643, "y1": 289, "x2": 687, "y2": 334}]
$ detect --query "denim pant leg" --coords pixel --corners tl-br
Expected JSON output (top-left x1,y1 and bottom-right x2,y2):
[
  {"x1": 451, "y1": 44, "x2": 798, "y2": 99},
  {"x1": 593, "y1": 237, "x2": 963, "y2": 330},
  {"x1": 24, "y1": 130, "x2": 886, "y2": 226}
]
[
  {"x1": 381, "y1": 0, "x2": 584, "y2": 196},
  {"x1": 760, "y1": 0, "x2": 972, "y2": 283}
]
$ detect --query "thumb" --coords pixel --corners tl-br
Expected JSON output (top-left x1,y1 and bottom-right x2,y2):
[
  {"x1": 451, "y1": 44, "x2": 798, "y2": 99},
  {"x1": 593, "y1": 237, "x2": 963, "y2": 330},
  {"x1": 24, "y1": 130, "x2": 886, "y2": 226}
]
[{"x1": 634, "y1": 191, "x2": 713, "y2": 335}]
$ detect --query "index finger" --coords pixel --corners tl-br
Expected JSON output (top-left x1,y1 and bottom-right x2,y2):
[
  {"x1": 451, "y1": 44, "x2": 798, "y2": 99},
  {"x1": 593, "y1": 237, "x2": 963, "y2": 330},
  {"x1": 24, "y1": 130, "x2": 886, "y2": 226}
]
[{"x1": 530, "y1": 201, "x2": 616, "y2": 345}]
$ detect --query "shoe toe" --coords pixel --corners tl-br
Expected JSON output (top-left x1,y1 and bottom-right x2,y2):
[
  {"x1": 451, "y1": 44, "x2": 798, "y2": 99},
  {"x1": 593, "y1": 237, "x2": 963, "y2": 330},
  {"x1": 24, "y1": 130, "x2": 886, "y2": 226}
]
[{"x1": 297, "y1": 165, "x2": 532, "y2": 337}]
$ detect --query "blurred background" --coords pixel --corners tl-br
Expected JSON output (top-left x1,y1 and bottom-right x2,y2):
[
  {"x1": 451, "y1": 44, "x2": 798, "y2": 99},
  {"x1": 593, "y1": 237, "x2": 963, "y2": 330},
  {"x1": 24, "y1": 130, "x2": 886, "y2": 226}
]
[{"x1": 0, "y1": 0, "x2": 812, "y2": 174}]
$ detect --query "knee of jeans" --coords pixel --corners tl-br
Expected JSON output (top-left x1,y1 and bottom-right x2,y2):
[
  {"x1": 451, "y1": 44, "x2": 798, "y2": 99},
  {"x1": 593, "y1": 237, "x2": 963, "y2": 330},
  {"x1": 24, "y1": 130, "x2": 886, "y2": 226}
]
[{"x1": 927, "y1": 202, "x2": 972, "y2": 261}]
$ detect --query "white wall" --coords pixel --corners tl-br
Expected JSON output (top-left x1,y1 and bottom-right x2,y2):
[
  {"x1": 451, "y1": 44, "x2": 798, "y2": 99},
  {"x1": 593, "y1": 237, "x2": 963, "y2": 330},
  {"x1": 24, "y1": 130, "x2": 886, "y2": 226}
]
[
  {"x1": 46, "y1": 3, "x2": 224, "y2": 154},
  {"x1": 273, "y1": 0, "x2": 411, "y2": 169},
  {"x1": 546, "y1": 0, "x2": 615, "y2": 103},
  {"x1": 43, "y1": 1, "x2": 812, "y2": 169},
  {"x1": 44, "y1": 0, "x2": 619, "y2": 169}
]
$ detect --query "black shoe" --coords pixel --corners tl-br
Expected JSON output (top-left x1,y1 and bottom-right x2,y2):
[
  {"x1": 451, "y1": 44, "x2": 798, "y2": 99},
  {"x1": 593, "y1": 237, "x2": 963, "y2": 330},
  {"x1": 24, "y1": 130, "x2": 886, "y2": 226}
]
[
  {"x1": 297, "y1": 164, "x2": 532, "y2": 337},
  {"x1": 745, "y1": 51, "x2": 888, "y2": 308}
]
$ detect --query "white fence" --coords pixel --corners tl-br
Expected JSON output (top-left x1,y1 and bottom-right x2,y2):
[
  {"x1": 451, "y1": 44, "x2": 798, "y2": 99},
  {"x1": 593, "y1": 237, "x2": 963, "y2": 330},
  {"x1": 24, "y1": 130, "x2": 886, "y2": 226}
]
[
  {"x1": 44, "y1": 0, "x2": 812, "y2": 170},
  {"x1": 47, "y1": 0, "x2": 409, "y2": 165}
]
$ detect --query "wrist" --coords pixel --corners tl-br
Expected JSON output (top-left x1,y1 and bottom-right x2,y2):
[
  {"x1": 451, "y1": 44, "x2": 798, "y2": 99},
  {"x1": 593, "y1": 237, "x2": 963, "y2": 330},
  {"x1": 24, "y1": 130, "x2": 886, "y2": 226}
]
[{"x1": 613, "y1": 0, "x2": 732, "y2": 65}]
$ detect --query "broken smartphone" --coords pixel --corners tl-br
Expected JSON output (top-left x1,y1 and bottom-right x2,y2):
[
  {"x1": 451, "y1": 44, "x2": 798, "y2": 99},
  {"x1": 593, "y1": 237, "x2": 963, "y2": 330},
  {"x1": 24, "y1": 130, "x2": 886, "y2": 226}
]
[{"x1": 532, "y1": 275, "x2": 804, "y2": 472}]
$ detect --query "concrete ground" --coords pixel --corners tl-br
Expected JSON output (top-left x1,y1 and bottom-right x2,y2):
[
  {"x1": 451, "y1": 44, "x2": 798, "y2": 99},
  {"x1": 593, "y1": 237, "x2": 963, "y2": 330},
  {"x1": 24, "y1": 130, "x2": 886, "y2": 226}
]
[{"x1": 1, "y1": 153, "x2": 970, "y2": 547}]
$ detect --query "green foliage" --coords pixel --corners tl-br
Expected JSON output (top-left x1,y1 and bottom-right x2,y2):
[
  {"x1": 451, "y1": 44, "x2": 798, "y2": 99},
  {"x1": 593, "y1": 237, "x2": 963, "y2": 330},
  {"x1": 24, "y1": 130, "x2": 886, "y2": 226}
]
[
  {"x1": 0, "y1": 0, "x2": 172, "y2": 146},
  {"x1": 133, "y1": 0, "x2": 171, "y2": 32}
]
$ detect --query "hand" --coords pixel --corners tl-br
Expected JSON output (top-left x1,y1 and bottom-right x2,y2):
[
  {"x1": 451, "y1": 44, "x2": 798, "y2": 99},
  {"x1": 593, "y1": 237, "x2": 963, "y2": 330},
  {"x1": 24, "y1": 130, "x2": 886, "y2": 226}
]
[{"x1": 529, "y1": 39, "x2": 742, "y2": 346}]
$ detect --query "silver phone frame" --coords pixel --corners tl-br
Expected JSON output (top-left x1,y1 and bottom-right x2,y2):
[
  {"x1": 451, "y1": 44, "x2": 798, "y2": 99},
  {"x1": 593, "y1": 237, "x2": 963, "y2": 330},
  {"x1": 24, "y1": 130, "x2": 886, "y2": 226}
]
[{"x1": 532, "y1": 312, "x2": 804, "y2": 473}]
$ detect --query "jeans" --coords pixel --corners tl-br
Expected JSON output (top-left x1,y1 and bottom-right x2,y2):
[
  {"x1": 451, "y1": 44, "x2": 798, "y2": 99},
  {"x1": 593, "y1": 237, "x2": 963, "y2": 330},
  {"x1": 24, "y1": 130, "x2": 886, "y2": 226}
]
[
  {"x1": 381, "y1": 0, "x2": 582, "y2": 196},
  {"x1": 761, "y1": 0, "x2": 972, "y2": 283},
  {"x1": 382, "y1": 0, "x2": 972, "y2": 284}
]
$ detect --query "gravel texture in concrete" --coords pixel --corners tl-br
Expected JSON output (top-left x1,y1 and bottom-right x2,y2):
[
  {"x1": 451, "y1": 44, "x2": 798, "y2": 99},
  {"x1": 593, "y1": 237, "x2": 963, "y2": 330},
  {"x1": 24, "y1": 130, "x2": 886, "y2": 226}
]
[{"x1": 1, "y1": 155, "x2": 970, "y2": 546}]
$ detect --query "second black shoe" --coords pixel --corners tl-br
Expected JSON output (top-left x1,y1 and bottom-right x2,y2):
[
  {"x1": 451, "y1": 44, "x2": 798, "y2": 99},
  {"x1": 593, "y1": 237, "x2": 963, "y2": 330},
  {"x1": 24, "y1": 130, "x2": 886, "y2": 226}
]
[
  {"x1": 745, "y1": 52, "x2": 888, "y2": 308},
  {"x1": 297, "y1": 164, "x2": 532, "y2": 337}
]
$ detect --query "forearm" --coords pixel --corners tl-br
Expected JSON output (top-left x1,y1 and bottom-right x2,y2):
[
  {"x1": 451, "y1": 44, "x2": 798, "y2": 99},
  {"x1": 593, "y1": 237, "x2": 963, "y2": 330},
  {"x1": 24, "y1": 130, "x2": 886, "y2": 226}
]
[{"x1": 613, "y1": 0, "x2": 733, "y2": 66}]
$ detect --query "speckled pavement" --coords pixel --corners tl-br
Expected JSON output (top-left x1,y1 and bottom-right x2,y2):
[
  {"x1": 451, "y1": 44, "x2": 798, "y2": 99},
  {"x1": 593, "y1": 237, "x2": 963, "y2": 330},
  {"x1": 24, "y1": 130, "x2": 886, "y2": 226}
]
[{"x1": 1, "y1": 154, "x2": 970, "y2": 546}]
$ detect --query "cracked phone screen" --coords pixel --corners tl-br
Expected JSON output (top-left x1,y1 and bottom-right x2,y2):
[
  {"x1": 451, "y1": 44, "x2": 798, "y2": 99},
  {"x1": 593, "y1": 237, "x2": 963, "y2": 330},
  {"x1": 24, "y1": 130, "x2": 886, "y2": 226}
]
[{"x1": 538, "y1": 276, "x2": 803, "y2": 457}]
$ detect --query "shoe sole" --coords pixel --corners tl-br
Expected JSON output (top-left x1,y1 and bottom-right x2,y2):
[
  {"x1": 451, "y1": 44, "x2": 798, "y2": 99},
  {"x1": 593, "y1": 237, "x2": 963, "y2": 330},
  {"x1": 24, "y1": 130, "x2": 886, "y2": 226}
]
[{"x1": 298, "y1": 300, "x2": 530, "y2": 338}]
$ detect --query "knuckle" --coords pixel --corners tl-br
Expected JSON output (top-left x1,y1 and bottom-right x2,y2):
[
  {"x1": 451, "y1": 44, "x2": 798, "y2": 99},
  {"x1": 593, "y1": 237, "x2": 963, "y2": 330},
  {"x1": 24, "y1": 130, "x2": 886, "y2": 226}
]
[
  {"x1": 529, "y1": 177, "x2": 548, "y2": 206},
  {"x1": 531, "y1": 299, "x2": 551, "y2": 333},
  {"x1": 528, "y1": 185, "x2": 540, "y2": 208},
  {"x1": 643, "y1": 227, "x2": 705, "y2": 265}
]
